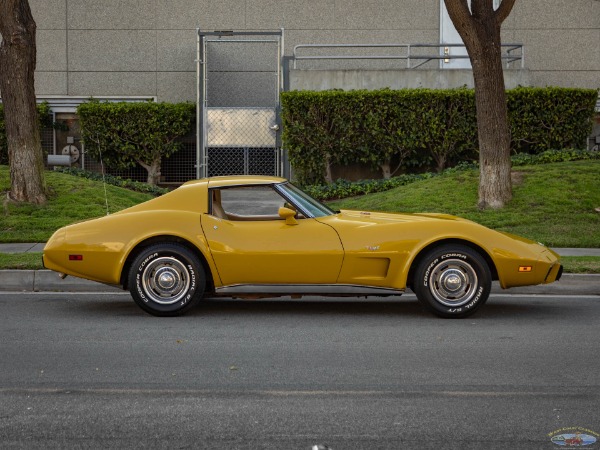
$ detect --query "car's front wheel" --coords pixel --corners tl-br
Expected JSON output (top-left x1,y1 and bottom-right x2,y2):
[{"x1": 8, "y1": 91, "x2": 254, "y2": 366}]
[
  {"x1": 413, "y1": 245, "x2": 491, "y2": 318},
  {"x1": 128, "y1": 243, "x2": 205, "y2": 317}
]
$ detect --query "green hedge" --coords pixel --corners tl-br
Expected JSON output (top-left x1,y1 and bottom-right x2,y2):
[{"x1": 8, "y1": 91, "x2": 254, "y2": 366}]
[
  {"x1": 0, "y1": 102, "x2": 52, "y2": 165},
  {"x1": 508, "y1": 87, "x2": 598, "y2": 153},
  {"x1": 282, "y1": 87, "x2": 598, "y2": 185},
  {"x1": 77, "y1": 100, "x2": 195, "y2": 185}
]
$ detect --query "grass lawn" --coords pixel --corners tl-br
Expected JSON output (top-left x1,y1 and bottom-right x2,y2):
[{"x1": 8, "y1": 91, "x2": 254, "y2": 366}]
[
  {"x1": 1, "y1": 166, "x2": 154, "y2": 242},
  {"x1": 560, "y1": 256, "x2": 600, "y2": 274},
  {"x1": 330, "y1": 160, "x2": 600, "y2": 248},
  {"x1": 0, "y1": 252, "x2": 44, "y2": 270}
]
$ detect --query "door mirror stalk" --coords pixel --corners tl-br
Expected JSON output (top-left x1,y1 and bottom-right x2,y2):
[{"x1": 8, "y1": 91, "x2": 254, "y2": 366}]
[{"x1": 278, "y1": 207, "x2": 298, "y2": 226}]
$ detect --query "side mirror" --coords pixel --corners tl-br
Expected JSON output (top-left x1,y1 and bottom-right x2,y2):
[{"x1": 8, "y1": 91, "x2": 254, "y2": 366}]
[{"x1": 278, "y1": 207, "x2": 298, "y2": 226}]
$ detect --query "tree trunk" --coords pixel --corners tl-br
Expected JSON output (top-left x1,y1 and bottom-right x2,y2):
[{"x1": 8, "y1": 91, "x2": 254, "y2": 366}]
[
  {"x1": 324, "y1": 154, "x2": 333, "y2": 184},
  {"x1": 138, "y1": 158, "x2": 162, "y2": 185},
  {"x1": 471, "y1": 45, "x2": 513, "y2": 209},
  {"x1": 0, "y1": 0, "x2": 47, "y2": 204},
  {"x1": 443, "y1": 0, "x2": 516, "y2": 209},
  {"x1": 380, "y1": 159, "x2": 392, "y2": 179},
  {"x1": 435, "y1": 154, "x2": 447, "y2": 173}
]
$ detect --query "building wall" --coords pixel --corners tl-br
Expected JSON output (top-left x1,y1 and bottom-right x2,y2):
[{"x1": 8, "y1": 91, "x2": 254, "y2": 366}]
[
  {"x1": 288, "y1": 69, "x2": 532, "y2": 91},
  {"x1": 501, "y1": 0, "x2": 600, "y2": 89},
  {"x1": 30, "y1": 0, "x2": 600, "y2": 102}
]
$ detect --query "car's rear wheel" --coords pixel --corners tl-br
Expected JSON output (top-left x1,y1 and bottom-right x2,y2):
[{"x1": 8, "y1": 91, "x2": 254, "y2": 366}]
[
  {"x1": 128, "y1": 243, "x2": 205, "y2": 317},
  {"x1": 413, "y1": 245, "x2": 491, "y2": 318}
]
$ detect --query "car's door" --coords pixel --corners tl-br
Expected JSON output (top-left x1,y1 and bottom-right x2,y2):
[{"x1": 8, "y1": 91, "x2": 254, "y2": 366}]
[{"x1": 201, "y1": 185, "x2": 344, "y2": 286}]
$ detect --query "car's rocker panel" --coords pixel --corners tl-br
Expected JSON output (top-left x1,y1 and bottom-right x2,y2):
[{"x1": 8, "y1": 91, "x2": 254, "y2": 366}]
[{"x1": 213, "y1": 284, "x2": 405, "y2": 297}]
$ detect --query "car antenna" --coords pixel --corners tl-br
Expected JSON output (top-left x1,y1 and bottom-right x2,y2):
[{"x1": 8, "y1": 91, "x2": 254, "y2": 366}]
[
  {"x1": 99, "y1": 148, "x2": 110, "y2": 216},
  {"x1": 92, "y1": 133, "x2": 110, "y2": 216}
]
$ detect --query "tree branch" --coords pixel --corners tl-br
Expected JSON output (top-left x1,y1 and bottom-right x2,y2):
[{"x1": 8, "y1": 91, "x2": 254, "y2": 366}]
[
  {"x1": 444, "y1": 0, "x2": 480, "y2": 49},
  {"x1": 443, "y1": 0, "x2": 473, "y2": 27},
  {"x1": 494, "y1": 0, "x2": 517, "y2": 24}
]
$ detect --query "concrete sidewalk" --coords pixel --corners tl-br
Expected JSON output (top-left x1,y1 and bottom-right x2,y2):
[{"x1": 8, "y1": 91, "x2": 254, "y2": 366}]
[{"x1": 0, "y1": 243, "x2": 46, "y2": 253}]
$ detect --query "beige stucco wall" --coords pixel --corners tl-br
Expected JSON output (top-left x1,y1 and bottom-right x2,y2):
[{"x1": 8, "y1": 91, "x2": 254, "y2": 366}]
[
  {"x1": 288, "y1": 68, "x2": 532, "y2": 91},
  {"x1": 28, "y1": 0, "x2": 600, "y2": 101}
]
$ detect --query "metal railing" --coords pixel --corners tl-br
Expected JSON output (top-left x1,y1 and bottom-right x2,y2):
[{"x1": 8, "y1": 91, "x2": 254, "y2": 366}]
[{"x1": 292, "y1": 43, "x2": 524, "y2": 69}]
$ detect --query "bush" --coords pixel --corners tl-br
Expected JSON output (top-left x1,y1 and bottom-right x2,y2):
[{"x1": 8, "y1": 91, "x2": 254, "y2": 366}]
[
  {"x1": 77, "y1": 100, "x2": 195, "y2": 185},
  {"x1": 303, "y1": 173, "x2": 438, "y2": 201},
  {"x1": 282, "y1": 87, "x2": 598, "y2": 184},
  {"x1": 508, "y1": 87, "x2": 598, "y2": 153},
  {"x1": 282, "y1": 89, "x2": 478, "y2": 184},
  {"x1": 511, "y1": 148, "x2": 600, "y2": 166}
]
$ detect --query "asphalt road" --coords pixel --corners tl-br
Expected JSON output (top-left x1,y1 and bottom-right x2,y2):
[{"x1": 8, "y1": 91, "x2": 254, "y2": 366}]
[{"x1": 1, "y1": 292, "x2": 599, "y2": 449}]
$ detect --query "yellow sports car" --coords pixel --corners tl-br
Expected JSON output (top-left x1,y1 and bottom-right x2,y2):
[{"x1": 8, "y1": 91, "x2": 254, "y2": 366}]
[{"x1": 43, "y1": 175, "x2": 562, "y2": 318}]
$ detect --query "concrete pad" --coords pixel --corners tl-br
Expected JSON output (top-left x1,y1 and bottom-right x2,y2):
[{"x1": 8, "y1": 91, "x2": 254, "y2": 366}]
[
  {"x1": 29, "y1": 243, "x2": 46, "y2": 253},
  {"x1": 553, "y1": 248, "x2": 600, "y2": 257},
  {"x1": 0, "y1": 243, "x2": 40, "y2": 254}
]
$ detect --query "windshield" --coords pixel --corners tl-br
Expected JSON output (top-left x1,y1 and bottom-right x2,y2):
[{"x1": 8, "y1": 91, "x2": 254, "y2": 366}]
[{"x1": 276, "y1": 182, "x2": 335, "y2": 218}]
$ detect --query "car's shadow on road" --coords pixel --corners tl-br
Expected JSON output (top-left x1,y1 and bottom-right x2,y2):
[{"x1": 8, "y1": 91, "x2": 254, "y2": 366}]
[
  {"x1": 74, "y1": 293, "x2": 591, "y2": 322},
  {"x1": 78, "y1": 295, "x2": 430, "y2": 318}
]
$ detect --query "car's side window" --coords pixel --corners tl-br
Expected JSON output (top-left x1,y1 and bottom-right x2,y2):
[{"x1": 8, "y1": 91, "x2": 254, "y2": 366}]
[{"x1": 210, "y1": 186, "x2": 292, "y2": 221}]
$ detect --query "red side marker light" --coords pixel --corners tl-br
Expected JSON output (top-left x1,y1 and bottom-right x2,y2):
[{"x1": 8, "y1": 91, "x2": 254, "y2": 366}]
[
  {"x1": 69, "y1": 255, "x2": 83, "y2": 261},
  {"x1": 519, "y1": 266, "x2": 532, "y2": 272}
]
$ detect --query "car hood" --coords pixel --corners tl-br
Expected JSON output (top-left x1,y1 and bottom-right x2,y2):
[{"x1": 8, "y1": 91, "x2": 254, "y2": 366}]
[
  {"x1": 336, "y1": 209, "x2": 472, "y2": 224},
  {"x1": 329, "y1": 209, "x2": 552, "y2": 260}
]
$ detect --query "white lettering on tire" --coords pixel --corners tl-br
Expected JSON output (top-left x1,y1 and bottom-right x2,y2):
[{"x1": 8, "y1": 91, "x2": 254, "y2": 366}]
[{"x1": 423, "y1": 258, "x2": 439, "y2": 287}]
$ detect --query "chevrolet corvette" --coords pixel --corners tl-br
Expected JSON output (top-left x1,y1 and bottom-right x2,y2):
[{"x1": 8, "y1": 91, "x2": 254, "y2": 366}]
[{"x1": 43, "y1": 176, "x2": 562, "y2": 318}]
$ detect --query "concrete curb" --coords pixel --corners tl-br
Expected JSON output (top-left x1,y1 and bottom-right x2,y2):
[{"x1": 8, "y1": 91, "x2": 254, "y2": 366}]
[
  {"x1": 0, "y1": 270, "x2": 598, "y2": 296},
  {"x1": 0, "y1": 270, "x2": 121, "y2": 292}
]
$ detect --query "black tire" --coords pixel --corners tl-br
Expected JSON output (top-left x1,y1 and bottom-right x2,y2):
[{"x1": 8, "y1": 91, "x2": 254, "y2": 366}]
[
  {"x1": 128, "y1": 243, "x2": 205, "y2": 317},
  {"x1": 413, "y1": 245, "x2": 491, "y2": 318}
]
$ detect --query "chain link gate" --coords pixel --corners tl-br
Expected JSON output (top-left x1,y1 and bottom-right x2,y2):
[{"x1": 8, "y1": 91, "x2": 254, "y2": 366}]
[{"x1": 196, "y1": 30, "x2": 284, "y2": 179}]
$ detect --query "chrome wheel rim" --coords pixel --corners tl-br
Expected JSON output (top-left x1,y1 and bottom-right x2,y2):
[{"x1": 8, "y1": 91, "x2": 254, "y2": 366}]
[
  {"x1": 141, "y1": 257, "x2": 190, "y2": 305},
  {"x1": 429, "y1": 258, "x2": 478, "y2": 307}
]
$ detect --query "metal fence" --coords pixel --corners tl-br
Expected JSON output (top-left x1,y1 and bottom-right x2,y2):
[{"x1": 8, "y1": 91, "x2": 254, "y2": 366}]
[
  {"x1": 207, "y1": 147, "x2": 279, "y2": 177},
  {"x1": 82, "y1": 136, "x2": 197, "y2": 185},
  {"x1": 40, "y1": 123, "x2": 54, "y2": 165},
  {"x1": 197, "y1": 30, "x2": 284, "y2": 179}
]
